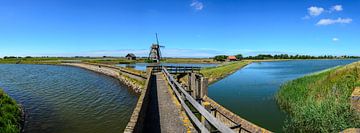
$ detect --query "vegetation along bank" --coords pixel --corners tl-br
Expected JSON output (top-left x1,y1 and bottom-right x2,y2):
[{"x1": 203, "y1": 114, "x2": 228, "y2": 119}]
[
  {"x1": 276, "y1": 61, "x2": 360, "y2": 132},
  {"x1": 200, "y1": 61, "x2": 251, "y2": 84},
  {"x1": 0, "y1": 88, "x2": 22, "y2": 133}
]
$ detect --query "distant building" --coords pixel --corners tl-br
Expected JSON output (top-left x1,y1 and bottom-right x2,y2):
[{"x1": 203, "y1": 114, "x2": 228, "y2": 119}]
[
  {"x1": 126, "y1": 53, "x2": 136, "y2": 60},
  {"x1": 227, "y1": 56, "x2": 237, "y2": 61}
]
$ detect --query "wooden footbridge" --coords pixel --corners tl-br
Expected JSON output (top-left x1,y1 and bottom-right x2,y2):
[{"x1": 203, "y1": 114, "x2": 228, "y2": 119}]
[{"x1": 124, "y1": 65, "x2": 271, "y2": 133}]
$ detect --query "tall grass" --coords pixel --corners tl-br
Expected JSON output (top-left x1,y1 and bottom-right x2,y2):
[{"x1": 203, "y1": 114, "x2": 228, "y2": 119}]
[
  {"x1": 0, "y1": 89, "x2": 21, "y2": 133},
  {"x1": 276, "y1": 61, "x2": 360, "y2": 132}
]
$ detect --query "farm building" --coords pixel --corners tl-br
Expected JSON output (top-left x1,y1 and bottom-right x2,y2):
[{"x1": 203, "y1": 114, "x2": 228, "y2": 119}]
[
  {"x1": 227, "y1": 56, "x2": 237, "y2": 61},
  {"x1": 126, "y1": 53, "x2": 136, "y2": 60}
]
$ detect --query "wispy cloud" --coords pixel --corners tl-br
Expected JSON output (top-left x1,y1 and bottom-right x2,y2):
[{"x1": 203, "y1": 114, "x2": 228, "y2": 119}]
[
  {"x1": 316, "y1": 18, "x2": 352, "y2": 26},
  {"x1": 190, "y1": 0, "x2": 204, "y2": 11},
  {"x1": 331, "y1": 5, "x2": 343, "y2": 12},
  {"x1": 303, "y1": 5, "x2": 346, "y2": 20},
  {"x1": 308, "y1": 6, "x2": 325, "y2": 16},
  {"x1": 332, "y1": 37, "x2": 339, "y2": 42}
]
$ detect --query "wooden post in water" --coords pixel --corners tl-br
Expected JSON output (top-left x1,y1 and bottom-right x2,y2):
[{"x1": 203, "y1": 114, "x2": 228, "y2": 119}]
[
  {"x1": 190, "y1": 73, "x2": 197, "y2": 98},
  {"x1": 200, "y1": 77, "x2": 208, "y2": 99},
  {"x1": 195, "y1": 76, "x2": 201, "y2": 100}
]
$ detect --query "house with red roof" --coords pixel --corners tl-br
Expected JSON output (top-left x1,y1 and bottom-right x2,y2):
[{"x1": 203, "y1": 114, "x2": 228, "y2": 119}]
[{"x1": 227, "y1": 56, "x2": 237, "y2": 61}]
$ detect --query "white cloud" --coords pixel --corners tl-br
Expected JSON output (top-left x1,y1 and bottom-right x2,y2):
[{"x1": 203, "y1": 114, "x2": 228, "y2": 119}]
[
  {"x1": 332, "y1": 38, "x2": 339, "y2": 42},
  {"x1": 304, "y1": 5, "x2": 344, "y2": 19},
  {"x1": 316, "y1": 18, "x2": 352, "y2": 26},
  {"x1": 190, "y1": 0, "x2": 204, "y2": 11},
  {"x1": 308, "y1": 6, "x2": 324, "y2": 16},
  {"x1": 331, "y1": 5, "x2": 343, "y2": 12}
]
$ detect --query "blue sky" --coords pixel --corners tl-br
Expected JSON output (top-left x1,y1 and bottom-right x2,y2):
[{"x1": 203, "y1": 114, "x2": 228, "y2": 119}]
[{"x1": 0, "y1": 0, "x2": 359, "y2": 57}]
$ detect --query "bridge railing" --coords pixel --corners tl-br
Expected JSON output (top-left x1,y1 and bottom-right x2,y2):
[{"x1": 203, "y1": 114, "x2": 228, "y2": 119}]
[
  {"x1": 150, "y1": 65, "x2": 201, "y2": 73},
  {"x1": 162, "y1": 67, "x2": 235, "y2": 133}
]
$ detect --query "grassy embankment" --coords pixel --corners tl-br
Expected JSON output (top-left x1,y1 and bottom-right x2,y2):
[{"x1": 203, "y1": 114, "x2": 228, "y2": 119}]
[
  {"x1": 0, "y1": 57, "x2": 143, "y2": 75},
  {"x1": 276, "y1": 61, "x2": 360, "y2": 132},
  {"x1": 81, "y1": 58, "x2": 134, "y2": 64},
  {"x1": 0, "y1": 57, "x2": 67, "y2": 64},
  {"x1": 0, "y1": 57, "x2": 135, "y2": 64},
  {"x1": 0, "y1": 89, "x2": 22, "y2": 133},
  {"x1": 162, "y1": 58, "x2": 216, "y2": 64},
  {"x1": 200, "y1": 61, "x2": 251, "y2": 84}
]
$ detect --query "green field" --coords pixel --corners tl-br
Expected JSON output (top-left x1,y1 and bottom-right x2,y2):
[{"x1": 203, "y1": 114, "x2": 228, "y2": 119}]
[
  {"x1": 200, "y1": 61, "x2": 250, "y2": 84},
  {"x1": 0, "y1": 89, "x2": 22, "y2": 133},
  {"x1": 276, "y1": 61, "x2": 360, "y2": 132}
]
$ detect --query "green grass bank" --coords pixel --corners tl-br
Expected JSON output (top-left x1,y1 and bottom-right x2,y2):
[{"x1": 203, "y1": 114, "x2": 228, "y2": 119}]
[
  {"x1": 276, "y1": 61, "x2": 360, "y2": 132},
  {"x1": 0, "y1": 89, "x2": 22, "y2": 133},
  {"x1": 200, "y1": 61, "x2": 251, "y2": 84}
]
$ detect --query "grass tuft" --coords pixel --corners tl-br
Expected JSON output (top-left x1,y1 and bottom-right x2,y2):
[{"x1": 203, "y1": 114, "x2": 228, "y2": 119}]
[{"x1": 0, "y1": 89, "x2": 21, "y2": 133}]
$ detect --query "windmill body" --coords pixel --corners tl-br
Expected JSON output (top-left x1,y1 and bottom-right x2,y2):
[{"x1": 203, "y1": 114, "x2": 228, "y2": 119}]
[{"x1": 148, "y1": 33, "x2": 164, "y2": 63}]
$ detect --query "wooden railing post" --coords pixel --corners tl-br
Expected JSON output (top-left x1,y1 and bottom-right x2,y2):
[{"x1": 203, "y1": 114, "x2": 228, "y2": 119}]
[
  {"x1": 162, "y1": 67, "x2": 235, "y2": 133},
  {"x1": 202, "y1": 101, "x2": 212, "y2": 130}
]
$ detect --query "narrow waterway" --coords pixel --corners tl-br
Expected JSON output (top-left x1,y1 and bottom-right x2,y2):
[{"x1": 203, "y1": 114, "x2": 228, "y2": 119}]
[
  {"x1": 0, "y1": 64, "x2": 138, "y2": 133},
  {"x1": 208, "y1": 59, "x2": 359, "y2": 132}
]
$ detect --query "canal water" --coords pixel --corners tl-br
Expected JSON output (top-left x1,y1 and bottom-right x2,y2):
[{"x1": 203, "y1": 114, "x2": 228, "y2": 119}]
[
  {"x1": 118, "y1": 63, "x2": 218, "y2": 71},
  {"x1": 208, "y1": 59, "x2": 359, "y2": 132},
  {"x1": 0, "y1": 64, "x2": 138, "y2": 133}
]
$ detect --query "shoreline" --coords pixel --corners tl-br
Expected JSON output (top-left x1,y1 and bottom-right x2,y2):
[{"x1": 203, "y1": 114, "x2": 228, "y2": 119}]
[
  {"x1": 20, "y1": 104, "x2": 25, "y2": 133},
  {"x1": 205, "y1": 58, "x2": 360, "y2": 84},
  {"x1": 200, "y1": 61, "x2": 252, "y2": 84},
  {"x1": 61, "y1": 63, "x2": 146, "y2": 94}
]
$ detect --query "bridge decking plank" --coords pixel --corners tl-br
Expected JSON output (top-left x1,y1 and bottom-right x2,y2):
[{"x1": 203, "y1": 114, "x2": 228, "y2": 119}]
[{"x1": 143, "y1": 73, "x2": 187, "y2": 133}]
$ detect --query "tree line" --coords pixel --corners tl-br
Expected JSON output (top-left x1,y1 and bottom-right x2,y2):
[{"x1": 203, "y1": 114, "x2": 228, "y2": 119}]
[
  {"x1": 245, "y1": 54, "x2": 360, "y2": 60},
  {"x1": 213, "y1": 54, "x2": 360, "y2": 61},
  {"x1": 213, "y1": 54, "x2": 243, "y2": 61}
]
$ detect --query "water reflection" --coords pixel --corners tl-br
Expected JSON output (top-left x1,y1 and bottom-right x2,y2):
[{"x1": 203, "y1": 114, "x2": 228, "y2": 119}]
[
  {"x1": 208, "y1": 59, "x2": 359, "y2": 132},
  {"x1": 0, "y1": 64, "x2": 138, "y2": 133}
]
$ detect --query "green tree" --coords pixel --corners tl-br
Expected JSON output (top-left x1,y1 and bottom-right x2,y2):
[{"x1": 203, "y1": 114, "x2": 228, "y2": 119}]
[
  {"x1": 213, "y1": 55, "x2": 228, "y2": 61},
  {"x1": 235, "y1": 54, "x2": 243, "y2": 60}
]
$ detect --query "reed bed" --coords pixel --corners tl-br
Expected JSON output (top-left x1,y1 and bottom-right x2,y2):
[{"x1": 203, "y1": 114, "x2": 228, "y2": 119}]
[{"x1": 276, "y1": 61, "x2": 360, "y2": 132}]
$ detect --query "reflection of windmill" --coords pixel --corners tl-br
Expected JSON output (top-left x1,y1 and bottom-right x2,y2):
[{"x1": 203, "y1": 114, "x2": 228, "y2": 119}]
[{"x1": 148, "y1": 33, "x2": 165, "y2": 63}]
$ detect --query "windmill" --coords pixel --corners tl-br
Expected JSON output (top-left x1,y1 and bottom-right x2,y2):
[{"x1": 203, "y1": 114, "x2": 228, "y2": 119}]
[{"x1": 148, "y1": 33, "x2": 165, "y2": 63}]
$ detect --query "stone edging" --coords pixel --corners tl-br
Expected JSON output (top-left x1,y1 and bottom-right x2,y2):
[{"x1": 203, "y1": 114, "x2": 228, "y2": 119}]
[
  {"x1": 61, "y1": 63, "x2": 144, "y2": 93},
  {"x1": 351, "y1": 87, "x2": 360, "y2": 112},
  {"x1": 124, "y1": 68, "x2": 153, "y2": 133}
]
